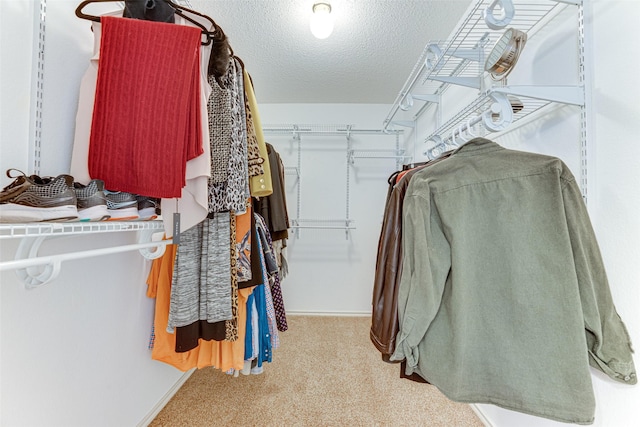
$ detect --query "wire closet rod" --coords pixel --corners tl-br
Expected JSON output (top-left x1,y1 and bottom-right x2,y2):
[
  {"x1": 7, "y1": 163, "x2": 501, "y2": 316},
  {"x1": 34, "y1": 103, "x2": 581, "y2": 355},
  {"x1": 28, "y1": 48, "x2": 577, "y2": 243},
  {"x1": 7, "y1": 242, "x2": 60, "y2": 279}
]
[
  {"x1": 263, "y1": 125, "x2": 403, "y2": 136},
  {"x1": 0, "y1": 240, "x2": 171, "y2": 272}
]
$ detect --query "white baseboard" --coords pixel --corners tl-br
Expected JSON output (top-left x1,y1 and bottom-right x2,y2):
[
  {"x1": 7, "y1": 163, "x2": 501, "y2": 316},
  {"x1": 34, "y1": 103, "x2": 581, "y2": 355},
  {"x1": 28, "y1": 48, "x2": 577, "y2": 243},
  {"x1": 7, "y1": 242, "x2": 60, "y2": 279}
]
[
  {"x1": 287, "y1": 310, "x2": 371, "y2": 317},
  {"x1": 137, "y1": 368, "x2": 196, "y2": 427},
  {"x1": 470, "y1": 404, "x2": 493, "y2": 427}
]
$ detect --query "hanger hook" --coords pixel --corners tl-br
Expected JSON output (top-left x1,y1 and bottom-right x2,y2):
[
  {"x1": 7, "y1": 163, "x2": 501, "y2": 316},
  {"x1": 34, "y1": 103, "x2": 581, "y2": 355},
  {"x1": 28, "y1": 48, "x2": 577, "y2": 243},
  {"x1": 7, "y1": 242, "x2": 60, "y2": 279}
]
[{"x1": 466, "y1": 117, "x2": 477, "y2": 139}]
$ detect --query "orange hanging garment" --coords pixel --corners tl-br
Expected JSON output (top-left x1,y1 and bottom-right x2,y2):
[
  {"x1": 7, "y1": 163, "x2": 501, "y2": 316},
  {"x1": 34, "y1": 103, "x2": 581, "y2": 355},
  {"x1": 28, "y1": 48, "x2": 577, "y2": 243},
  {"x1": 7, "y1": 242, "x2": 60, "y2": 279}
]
[
  {"x1": 147, "y1": 243, "x2": 200, "y2": 371},
  {"x1": 147, "y1": 206, "x2": 255, "y2": 372}
]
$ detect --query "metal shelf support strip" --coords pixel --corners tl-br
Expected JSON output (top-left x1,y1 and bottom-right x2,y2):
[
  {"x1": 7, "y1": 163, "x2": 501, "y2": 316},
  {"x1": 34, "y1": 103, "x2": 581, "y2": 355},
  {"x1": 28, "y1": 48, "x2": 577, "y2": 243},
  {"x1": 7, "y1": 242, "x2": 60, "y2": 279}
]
[{"x1": 343, "y1": 126, "x2": 352, "y2": 240}]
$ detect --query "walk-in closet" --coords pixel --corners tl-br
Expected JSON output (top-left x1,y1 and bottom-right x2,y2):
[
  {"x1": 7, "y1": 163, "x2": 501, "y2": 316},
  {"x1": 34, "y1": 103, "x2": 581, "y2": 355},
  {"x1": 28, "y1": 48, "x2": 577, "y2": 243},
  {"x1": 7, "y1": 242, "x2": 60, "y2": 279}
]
[{"x1": 1, "y1": 1, "x2": 638, "y2": 426}]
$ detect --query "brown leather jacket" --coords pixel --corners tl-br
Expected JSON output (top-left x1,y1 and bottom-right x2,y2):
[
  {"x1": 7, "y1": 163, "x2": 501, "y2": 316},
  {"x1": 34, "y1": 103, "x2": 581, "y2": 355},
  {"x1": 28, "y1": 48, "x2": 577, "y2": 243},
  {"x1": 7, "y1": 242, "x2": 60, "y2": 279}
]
[
  {"x1": 370, "y1": 168, "x2": 419, "y2": 360},
  {"x1": 370, "y1": 154, "x2": 452, "y2": 361}
]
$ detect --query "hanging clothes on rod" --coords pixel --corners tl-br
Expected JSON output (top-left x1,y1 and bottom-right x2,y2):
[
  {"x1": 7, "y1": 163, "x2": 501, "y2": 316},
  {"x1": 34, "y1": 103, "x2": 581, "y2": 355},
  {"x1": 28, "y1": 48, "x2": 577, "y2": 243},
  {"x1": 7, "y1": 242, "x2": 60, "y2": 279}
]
[
  {"x1": 254, "y1": 142, "x2": 290, "y2": 242},
  {"x1": 386, "y1": 137, "x2": 636, "y2": 424},
  {"x1": 70, "y1": 0, "x2": 289, "y2": 375},
  {"x1": 146, "y1": 204, "x2": 287, "y2": 373},
  {"x1": 370, "y1": 151, "x2": 452, "y2": 366}
]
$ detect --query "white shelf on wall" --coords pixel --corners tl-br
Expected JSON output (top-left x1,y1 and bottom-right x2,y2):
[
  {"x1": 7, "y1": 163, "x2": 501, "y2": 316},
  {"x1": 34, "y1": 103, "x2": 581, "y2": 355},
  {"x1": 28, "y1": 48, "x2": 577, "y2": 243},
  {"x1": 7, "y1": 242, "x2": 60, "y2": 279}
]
[
  {"x1": 0, "y1": 220, "x2": 165, "y2": 239},
  {"x1": 348, "y1": 149, "x2": 409, "y2": 163},
  {"x1": 290, "y1": 219, "x2": 356, "y2": 230},
  {"x1": 383, "y1": 0, "x2": 587, "y2": 196},
  {"x1": 290, "y1": 219, "x2": 355, "y2": 240},
  {"x1": 0, "y1": 220, "x2": 169, "y2": 288},
  {"x1": 383, "y1": 0, "x2": 578, "y2": 133},
  {"x1": 284, "y1": 166, "x2": 300, "y2": 178},
  {"x1": 262, "y1": 124, "x2": 404, "y2": 239},
  {"x1": 263, "y1": 124, "x2": 403, "y2": 137},
  {"x1": 423, "y1": 86, "x2": 583, "y2": 157}
]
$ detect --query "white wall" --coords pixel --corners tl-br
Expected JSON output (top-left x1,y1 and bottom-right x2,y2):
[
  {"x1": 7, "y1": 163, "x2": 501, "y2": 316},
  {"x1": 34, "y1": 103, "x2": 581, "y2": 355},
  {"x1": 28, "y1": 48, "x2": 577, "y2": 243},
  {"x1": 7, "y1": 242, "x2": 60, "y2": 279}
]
[
  {"x1": 258, "y1": 104, "x2": 400, "y2": 314},
  {"x1": 2, "y1": 0, "x2": 637, "y2": 425},
  {"x1": 0, "y1": 0, "x2": 34, "y2": 173},
  {"x1": 408, "y1": 1, "x2": 639, "y2": 426},
  {"x1": 0, "y1": 2, "x2": 400, "y2": 425},
  {"x1": 0, "y1": 1, "x2": 185, "y2": 426}
]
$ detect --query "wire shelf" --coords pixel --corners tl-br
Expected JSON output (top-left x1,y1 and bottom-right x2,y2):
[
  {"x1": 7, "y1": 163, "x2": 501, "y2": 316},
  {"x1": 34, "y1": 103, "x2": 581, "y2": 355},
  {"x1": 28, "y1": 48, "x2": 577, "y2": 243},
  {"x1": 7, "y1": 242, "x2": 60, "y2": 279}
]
[
  {"x1": 349, "y1": 149, "x2": 409, "y2": 162},
  {"x1": 0, "y1": 220, "x2": 165, "y2": 240},
  {"x1": 384, "y1": 0, "x2": 570, "y2": 129},
  {"x1": 263, "y1": 124, "x2": 403, "y2": 136},
  {"x1": 426, "y1": 91, "x2": 552, "y2": 144},
  {"x1": 290, "y1": 219, "x2": 355, "y2": 230},
  {"x1": 263, "y1": 124, "x2": 354, "y2": 135},
  {"x1": 0, "y1": 220, "x2": 168, "y2": 287}
]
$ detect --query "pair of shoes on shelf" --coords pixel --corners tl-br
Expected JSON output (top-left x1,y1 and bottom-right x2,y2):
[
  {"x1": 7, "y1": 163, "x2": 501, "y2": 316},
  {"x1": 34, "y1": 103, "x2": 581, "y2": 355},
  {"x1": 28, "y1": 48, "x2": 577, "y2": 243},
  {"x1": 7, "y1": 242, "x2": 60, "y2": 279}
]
[
  {"x1": 136, "y1": 195, "x2": 160, "y2": 221},
  {"x1": 73, "y1": 179, "x2": 110, "y2": 221},
  {"x1": 77, "y1": 184, "x2": 160, "y2": 221},
  {"x1": 100, "y1": 191, "x2": 161, "y2": 221},
  {"x1": 0, "y1": 169, "x2": 162, "y2": 223},
  {"x1": 0, "y1": 169, "x2": 78, "y2": 222}
]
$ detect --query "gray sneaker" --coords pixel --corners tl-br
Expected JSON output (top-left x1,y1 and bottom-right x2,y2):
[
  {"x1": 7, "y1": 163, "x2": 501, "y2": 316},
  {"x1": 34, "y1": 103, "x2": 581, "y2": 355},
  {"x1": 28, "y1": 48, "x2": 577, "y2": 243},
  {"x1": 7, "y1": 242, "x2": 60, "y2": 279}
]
[
  {"x1": 136, "y1": 195, "x2": 160, "y2": 220},
  {"x1": 73, "y1": 179, "x2": 110, "y2": 221},
  {"x1": 104, "y1": 190, "x2": 139, "y2": 221},
  {"x1": 0, "y1": 169, "x2": 78, "y2": 222}
]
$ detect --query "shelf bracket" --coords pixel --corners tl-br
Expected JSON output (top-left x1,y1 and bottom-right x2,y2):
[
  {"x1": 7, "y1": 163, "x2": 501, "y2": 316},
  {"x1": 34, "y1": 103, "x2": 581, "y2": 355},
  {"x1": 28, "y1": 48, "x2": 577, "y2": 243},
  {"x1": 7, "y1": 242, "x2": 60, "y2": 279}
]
[
  {"x1": 492, "y1": 85, "x2": 584, "y2": 106},
  {"x1": 427, "y1": 75, "x2": 482, "y2": 90},
  {"x1": 448, "y1": 47, "x2": 483, "y2": 62},
  {"x1": 552, "y1": 0, "x2": 581, "y2": 5},
  {"x1": 3, "y1": 230, "x2": 169, "y2": 289},
  {"x1": 410, "y1": 93, "x2": 440, "y2": 104},
  {"x1": 390, "y1": 120, "x2": 415, "y2": 129}
]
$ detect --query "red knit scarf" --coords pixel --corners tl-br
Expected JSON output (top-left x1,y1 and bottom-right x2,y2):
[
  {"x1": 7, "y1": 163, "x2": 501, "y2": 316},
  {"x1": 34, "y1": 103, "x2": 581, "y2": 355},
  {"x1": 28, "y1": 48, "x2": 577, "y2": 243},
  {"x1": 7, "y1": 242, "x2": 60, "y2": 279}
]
[{"x1": 88, "y1": 16, "x2": 202, "y2": 198}]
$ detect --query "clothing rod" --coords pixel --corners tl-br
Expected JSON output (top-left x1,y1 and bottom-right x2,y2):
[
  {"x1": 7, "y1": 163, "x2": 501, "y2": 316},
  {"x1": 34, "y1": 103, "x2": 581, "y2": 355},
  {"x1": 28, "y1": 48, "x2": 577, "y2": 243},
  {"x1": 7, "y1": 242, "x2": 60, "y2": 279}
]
[
  {"x1": 351, "y1": 149, "x2": 406, "y2": 153},
  {"x1": 0, "y1": 240, "x2": 172, "y2": 273},
  {"x1": 289, "y1": 226, "x2": 357, "y2": 230},
  {"x1": 262, "y1": 128, "x2": 402, "y2": 136},
  {"x1": 442, "y1": 114, "x2": 484, "y2": 143},
  {"x1": 351, "y1": 156, "x2": 408, "y2": 160}
]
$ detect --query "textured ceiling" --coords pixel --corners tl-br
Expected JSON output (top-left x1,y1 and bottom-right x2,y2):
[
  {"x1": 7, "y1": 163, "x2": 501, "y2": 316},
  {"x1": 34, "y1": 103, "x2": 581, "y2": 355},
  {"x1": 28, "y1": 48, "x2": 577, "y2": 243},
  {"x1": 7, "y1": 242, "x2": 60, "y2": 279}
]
[{"x1": 188, "y1": 0, "x2": 471, "y2": 104}]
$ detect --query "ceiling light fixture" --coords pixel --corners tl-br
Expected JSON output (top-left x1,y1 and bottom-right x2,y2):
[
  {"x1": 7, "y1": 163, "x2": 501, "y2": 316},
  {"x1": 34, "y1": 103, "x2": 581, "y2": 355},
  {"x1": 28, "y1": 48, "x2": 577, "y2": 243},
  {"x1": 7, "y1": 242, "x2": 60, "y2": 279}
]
[{"x1": 310, "y1": 3, "x2": 334, "y2": 39}]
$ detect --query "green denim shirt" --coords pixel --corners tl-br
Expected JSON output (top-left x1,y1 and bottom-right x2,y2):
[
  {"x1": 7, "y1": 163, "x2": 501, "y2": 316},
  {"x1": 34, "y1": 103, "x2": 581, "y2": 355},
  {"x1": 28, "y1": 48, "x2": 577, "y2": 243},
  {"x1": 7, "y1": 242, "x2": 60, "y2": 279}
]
[{"x1": 390, "y1": 138, "x2": 636, "y2": 424}]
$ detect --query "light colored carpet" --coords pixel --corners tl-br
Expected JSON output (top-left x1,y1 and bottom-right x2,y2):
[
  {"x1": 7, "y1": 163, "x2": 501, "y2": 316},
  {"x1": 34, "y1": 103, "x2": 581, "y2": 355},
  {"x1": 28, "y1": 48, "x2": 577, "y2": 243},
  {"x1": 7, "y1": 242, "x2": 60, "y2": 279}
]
[{"x1": 150, "y1": 315, "x2": 484, "y2": 426}]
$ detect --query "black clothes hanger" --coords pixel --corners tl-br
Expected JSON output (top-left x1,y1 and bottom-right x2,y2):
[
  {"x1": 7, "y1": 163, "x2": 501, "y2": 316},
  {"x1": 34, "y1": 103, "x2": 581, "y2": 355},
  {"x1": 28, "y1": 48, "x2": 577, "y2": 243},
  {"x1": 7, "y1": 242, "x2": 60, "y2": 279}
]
[
  {"x1": 401, "y1": 150, "x2": 455, "y2": 170},
  {"x1": 387, "y1": 170, "x2": 401, "y2": 186},
  {"x1": 75, "y1": 0, "x2": 216, "y2": 45},
  {"x1": 123, "y1": 0, "x2": 175, "y2": 23},
  {"x1": 402, "y1": 161, "x2": 429, "y2": 171}
]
